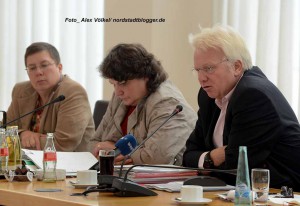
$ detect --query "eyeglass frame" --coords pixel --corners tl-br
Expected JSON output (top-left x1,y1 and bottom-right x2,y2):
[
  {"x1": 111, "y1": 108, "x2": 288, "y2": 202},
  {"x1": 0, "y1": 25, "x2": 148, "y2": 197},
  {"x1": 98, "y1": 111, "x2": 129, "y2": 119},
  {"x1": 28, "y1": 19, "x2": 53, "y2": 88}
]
[
  {"x1": 25, "y1": 62, "x2": 57, "y2": 73},
  {"x1": 110, "y1": 79, "x2": 133, "y2": 87},
  {"x1": 192, "y1": 58, "x2": 229, "y2": 74},
  {"x1": 117, "y1": 80, "x2": 127, "y2": 86}
]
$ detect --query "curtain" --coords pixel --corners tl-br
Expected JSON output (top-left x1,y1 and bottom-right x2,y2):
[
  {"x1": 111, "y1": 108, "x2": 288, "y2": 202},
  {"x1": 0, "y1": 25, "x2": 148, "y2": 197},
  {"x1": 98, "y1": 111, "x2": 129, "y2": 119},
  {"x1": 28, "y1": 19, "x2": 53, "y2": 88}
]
[
  {"x1": 212, "y1": 0, "x2": 300, "y2": 118},
  {"x1": 0, "y1": 0, "x2": 104, "y2": 112}
]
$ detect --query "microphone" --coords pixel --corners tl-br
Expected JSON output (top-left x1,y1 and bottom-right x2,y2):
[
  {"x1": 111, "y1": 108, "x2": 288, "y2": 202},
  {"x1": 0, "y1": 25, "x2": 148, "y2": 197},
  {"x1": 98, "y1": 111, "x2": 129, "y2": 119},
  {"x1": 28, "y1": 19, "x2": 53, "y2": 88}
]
[
  {"x1": 0, "y1": 95, "x2": 65, "y2": 128},
  {"x1": 118, "y1": 104, "x2": 184, "y2": 177},
  {"x1": 114, "y1": 134, "x2": 137, "y2": 156},
  {"x1": 174, "y1": 104, "x2": 183, "y2": 114},
  {"x1": 89, "y1": 134, "x2": 137, "y2": 171},
  {"x1": 112, "y1": 105, "x2": 184, "y2": 197}
]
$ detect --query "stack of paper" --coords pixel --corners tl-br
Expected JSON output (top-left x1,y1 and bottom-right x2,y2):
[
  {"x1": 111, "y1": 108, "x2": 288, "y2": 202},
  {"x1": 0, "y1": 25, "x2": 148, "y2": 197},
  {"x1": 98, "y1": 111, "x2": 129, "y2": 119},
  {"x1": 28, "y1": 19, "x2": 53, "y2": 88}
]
[
  {"x1": 22, "y1": 149, "x2": 98, "y2": 176},
  {"x1": 116, "y1": 165, "x2": 198, "y2": 184}
]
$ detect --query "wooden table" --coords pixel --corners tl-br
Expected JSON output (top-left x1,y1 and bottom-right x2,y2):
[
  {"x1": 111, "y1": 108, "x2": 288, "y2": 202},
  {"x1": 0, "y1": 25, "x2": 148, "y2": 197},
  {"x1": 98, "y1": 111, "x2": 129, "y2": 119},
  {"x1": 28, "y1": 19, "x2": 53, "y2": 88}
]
[{"x1": 0, "y1": 178, "x2": 233, "y2": 206}]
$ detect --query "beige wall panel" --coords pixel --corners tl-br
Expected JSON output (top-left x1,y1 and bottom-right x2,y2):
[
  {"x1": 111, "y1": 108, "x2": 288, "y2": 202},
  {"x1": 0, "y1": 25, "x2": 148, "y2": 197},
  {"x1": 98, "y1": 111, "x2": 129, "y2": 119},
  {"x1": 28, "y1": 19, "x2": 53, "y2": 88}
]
[{"x1": 103, "y1": 0, "x2": 213, "y2": 110}]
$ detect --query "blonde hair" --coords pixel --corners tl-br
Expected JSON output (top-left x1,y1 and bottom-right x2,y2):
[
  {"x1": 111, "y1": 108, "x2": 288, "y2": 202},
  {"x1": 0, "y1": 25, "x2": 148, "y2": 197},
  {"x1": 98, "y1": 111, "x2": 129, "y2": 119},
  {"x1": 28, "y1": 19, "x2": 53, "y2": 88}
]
[{"x1": 189, "y1": 25, "x2": 252, "y2": 70}]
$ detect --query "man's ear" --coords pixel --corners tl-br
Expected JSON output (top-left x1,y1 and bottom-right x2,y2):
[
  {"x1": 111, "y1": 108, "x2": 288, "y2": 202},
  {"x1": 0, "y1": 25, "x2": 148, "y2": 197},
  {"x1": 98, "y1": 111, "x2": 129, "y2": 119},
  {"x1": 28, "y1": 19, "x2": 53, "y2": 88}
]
[
  {"x1": 58, "y1": 63, "x2": 63, "y2": 72},
  {"x1": 233, "y1": 60, "x2": 243, "y2": 76}
]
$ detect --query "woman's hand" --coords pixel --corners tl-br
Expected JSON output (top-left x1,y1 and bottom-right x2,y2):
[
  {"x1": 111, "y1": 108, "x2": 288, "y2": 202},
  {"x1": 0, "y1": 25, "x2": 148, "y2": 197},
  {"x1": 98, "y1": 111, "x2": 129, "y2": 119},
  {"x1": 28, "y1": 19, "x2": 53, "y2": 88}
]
[
  {"x1": 92, "y1": 141, "x2": 115, "y2": 157},
  {"x1": 114, "y1": 154, "x2": 133, "y2": 165},
  {"x1": 20, "y1": 131, "x2": 46, "y2": 150}
]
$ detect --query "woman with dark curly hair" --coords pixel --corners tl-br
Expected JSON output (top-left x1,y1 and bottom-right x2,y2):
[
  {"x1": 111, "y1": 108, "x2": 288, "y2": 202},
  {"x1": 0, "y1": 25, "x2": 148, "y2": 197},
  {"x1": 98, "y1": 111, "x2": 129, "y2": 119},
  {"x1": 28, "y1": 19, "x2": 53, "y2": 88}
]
[{"x1": 91, "y1": 43, "x2": 196, "y2": 165}]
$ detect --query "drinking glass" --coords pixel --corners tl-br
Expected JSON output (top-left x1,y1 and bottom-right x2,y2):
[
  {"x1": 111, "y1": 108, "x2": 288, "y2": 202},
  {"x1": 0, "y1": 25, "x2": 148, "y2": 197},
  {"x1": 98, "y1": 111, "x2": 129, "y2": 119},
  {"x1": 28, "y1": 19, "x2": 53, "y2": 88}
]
[
  {"x1": 251, "y1": 169, "x2": 269, "y2": 205},
  {"x1": 99, "y1": 149, "x2": 115, "y2": 175}
]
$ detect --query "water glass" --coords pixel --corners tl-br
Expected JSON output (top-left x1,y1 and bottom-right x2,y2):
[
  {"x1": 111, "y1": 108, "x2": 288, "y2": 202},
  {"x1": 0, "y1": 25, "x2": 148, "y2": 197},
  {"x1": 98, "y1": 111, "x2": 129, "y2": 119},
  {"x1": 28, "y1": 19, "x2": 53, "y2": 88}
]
[{"x1": 251, "y1": 169, "x2": 269, "y2": 205}]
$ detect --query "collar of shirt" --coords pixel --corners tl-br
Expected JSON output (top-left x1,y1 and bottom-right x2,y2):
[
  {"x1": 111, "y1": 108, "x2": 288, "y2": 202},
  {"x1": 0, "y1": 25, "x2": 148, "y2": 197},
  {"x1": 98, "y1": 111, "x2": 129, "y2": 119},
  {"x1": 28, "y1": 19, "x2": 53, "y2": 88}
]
[{"x1": 215, "y1": 73, "x2": 244, "y2": 109}]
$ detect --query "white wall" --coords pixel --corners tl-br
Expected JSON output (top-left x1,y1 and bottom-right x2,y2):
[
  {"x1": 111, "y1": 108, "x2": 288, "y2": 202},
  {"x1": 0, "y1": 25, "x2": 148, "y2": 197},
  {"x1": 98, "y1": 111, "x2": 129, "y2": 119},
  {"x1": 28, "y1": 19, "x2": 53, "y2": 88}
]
[{"x1": 102, "y1": 0, "x2": 213, "y2": 110}]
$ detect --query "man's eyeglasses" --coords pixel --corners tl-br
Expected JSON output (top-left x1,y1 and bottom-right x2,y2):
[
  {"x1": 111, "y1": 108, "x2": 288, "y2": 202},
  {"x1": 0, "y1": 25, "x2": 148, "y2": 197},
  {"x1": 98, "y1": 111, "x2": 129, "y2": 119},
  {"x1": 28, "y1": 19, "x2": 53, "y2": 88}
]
[
  {"x1": 25, "y1": 62, "x2": 56, "y2": 73},
  {"x1": 192, "y1": 58, "x2": 229, "y2": 74}
]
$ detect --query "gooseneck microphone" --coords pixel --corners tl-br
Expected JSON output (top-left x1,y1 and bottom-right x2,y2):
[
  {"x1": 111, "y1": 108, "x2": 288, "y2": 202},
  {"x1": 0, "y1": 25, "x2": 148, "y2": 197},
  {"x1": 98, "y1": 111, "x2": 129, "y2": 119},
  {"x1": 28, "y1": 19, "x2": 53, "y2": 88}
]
[
  {"x1": 110, "y1": 105, "x2": 183, "y2": 197},
  {"x1": 118, "y1": 104, "x2": 183, "y2": 177},
  {"x1": 81, "y1": 105, "x2": 183, "y2": 196},
  {"x1": 0, "y1": 95, "x2": 65, "y2": 128}
]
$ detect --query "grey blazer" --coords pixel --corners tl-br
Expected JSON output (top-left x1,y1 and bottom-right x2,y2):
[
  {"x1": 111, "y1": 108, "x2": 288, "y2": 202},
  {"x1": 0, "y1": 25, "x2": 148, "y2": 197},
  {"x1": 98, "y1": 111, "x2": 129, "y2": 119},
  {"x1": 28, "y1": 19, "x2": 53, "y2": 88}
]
[{"x1": 91, "y1": 80, "x2": 197, "y2": 165}]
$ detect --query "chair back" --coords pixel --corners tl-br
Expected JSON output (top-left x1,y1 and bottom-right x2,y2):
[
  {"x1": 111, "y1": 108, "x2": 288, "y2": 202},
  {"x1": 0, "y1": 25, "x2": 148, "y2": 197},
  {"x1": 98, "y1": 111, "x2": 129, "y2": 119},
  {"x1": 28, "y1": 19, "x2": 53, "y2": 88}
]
[{"x1": 93, "y1": 100, "x2": 109, "y2": 130}]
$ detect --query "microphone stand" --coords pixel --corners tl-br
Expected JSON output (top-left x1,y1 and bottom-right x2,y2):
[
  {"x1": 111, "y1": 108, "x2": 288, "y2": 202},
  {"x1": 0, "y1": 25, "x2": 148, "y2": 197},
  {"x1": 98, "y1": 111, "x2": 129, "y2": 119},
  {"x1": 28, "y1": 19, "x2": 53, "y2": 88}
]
[
  {"x1": 111, "y1": 164, "x2": 236, "y2": 197},
  {"x1": 111, "y1": 108, "x2": 184, "y2": 197},
  {"x1": 118, "y1": 109, "x2": 180, "y2": 178},
  {"x1": 0, "y1": 95, "x2": 65, "y2": 128}
]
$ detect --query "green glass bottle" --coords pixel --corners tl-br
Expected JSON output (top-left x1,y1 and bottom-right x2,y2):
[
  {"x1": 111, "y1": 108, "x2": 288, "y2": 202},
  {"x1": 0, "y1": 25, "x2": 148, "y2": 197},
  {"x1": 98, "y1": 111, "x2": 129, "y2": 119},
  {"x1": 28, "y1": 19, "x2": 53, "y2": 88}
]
[{"x1": 234, "y1": 146, "x2": 252, "y2": 206}]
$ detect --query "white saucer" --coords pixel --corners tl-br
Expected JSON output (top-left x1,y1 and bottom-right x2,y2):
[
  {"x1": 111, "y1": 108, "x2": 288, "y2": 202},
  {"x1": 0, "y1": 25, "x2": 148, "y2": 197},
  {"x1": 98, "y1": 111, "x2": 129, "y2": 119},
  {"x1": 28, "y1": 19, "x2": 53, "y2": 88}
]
[
  {"x1": 175, "y1": 197, "x2": 212, "y2": 205},
  {"x1": 69, "y1": 181, "x2": 98, "y2": 189}
]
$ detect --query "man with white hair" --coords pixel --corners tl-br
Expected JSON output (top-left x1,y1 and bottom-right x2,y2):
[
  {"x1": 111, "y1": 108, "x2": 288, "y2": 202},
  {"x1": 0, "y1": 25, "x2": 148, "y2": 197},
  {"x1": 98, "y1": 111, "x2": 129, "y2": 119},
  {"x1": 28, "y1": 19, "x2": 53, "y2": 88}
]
[{"x1": 183, "y1": 25, "x2": 300, "y2": 190}]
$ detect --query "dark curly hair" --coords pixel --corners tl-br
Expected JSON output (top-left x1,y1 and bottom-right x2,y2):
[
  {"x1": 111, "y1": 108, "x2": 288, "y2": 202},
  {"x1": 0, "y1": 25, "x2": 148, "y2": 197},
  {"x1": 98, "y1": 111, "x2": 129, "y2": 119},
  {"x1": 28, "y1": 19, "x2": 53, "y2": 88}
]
[{"x1": 99, "y1": 43, "x2": 168, "y2": 94}]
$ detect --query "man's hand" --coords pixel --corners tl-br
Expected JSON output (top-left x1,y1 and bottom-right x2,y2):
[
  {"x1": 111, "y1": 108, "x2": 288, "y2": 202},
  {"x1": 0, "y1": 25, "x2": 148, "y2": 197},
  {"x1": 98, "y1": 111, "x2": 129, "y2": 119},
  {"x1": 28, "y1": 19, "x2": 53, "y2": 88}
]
[
  {"x1": 20, "y1": 131, "x2": 46, "y2": 150},
  {"x1": 210, "y1": 146, "x2": 227, "y2": 166}
]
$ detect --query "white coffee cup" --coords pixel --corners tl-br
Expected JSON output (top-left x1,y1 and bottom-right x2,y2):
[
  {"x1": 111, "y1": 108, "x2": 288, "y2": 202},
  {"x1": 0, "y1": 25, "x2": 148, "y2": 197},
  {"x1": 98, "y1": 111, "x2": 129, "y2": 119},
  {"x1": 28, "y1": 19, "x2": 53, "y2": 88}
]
[
  {"x1": 76, "y1": 170, "x2": 97, "y2": 185},
  {"x1": 180, "y1": 185, "x2": 203, "y2": 202}
]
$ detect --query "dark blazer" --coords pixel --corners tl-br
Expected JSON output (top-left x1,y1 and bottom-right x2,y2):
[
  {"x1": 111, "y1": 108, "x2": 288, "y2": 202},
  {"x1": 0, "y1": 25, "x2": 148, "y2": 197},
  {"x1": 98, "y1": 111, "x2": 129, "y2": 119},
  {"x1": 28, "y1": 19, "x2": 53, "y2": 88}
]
[{"x1": 183, "y1": 66, "x2": 300, "y2": 190}]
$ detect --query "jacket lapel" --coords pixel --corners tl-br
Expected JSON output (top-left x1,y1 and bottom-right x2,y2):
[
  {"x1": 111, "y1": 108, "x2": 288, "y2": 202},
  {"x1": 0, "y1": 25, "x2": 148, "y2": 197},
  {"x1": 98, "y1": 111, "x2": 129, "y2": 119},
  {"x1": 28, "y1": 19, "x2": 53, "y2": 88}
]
[
  {"x1": 17, "y1": 92, "x2": 38, "y2": 129},
  {"x1": 205, "y1": 106, "x2": 220, "y2": 149}
]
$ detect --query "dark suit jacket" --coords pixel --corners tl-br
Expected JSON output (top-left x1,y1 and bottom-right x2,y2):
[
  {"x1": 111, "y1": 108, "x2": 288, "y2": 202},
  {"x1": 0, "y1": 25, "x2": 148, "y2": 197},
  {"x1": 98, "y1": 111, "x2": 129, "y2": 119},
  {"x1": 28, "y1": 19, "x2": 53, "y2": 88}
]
[{"x1": 183, "y1": 66, "x2": 300, "y2": 190}]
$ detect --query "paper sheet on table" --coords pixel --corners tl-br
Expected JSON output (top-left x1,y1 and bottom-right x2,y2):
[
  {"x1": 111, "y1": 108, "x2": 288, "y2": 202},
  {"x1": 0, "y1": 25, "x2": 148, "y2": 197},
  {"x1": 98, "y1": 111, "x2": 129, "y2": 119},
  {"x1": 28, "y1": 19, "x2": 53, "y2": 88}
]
[
  {"x1": 22, "y1": 149, "x2": 98, "y2": 175},
  {"x1": 218, "y1": 191, "x2": 300, "y2": 205},
  {"x1": 145, "y1": 181, "x2": 235, "y2": 192},
  {"x1": 268, "y1": 194, "x2": 300, "y2": 205}
]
